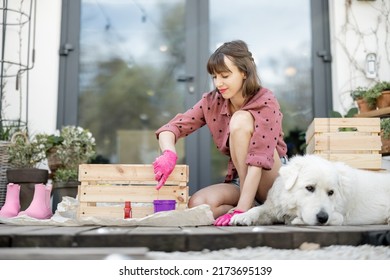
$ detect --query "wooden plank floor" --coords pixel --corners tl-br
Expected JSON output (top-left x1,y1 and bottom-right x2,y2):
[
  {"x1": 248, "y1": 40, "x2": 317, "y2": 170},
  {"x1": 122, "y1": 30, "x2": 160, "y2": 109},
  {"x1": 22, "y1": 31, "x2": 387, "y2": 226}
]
[{"x1": 0, "y1": 223, "x2": 389, "y2": 259}]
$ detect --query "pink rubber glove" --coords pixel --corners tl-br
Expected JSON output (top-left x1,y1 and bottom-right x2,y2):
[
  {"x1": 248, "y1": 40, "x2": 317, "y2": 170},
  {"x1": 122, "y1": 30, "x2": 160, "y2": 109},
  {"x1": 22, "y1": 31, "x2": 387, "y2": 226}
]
[
  {"x1": 214, "y1": 209, "x2": 244, "y2": 226},
  {"x1": 153, "y1": 150, "x2": 178, "y2": 190}
]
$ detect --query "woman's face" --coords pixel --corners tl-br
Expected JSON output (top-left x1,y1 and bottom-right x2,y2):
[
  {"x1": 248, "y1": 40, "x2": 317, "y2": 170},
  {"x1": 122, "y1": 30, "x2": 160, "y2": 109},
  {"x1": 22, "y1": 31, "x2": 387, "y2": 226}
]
[{"x1": 212, "y1": 56, "x2": 246, "y2": 100}]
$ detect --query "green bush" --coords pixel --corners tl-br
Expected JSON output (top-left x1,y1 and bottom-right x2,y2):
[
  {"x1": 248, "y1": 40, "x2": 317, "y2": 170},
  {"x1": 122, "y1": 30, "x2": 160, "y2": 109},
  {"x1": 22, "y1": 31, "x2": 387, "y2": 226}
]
[{"x1": 381, "y1": 118, "x2": 390, "y2": 139}]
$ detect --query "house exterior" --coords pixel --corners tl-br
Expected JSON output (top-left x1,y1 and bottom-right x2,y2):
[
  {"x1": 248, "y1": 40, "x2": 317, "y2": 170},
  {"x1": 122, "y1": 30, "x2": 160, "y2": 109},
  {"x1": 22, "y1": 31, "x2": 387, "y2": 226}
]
[{"x1": 1, "y1": 0, "x2": 389, "y2": 186}]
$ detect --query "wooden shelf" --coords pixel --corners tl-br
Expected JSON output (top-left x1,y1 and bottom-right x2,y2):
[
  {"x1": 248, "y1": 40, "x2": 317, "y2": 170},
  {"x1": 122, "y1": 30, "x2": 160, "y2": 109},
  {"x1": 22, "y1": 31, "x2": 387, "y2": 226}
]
[{"x1": 355, "y1": 107, "x2": 390, "y2": 118}]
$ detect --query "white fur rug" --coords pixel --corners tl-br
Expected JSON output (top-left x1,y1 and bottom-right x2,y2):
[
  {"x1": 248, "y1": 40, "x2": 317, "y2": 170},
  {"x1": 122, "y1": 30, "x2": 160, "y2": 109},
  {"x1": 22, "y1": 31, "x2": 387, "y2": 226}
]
[{"x1": 146, "y1": 244, "x2": 390, "y2": 260}]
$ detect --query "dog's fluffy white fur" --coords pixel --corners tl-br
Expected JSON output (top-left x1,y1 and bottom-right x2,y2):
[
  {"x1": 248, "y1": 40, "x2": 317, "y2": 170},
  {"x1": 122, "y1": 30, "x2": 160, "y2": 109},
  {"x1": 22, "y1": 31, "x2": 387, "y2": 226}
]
[{"x1": 230, "y1": 154, "x2": 390, "y2": 226}]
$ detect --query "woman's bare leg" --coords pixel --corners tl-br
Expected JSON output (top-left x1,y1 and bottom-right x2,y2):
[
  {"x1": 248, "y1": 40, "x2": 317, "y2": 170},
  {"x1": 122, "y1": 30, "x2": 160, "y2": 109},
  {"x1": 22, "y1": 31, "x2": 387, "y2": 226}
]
[
  {"x1": 188, "y1": 183, "x2": 240, "y2": 219},
  {"x1": 255, "y1": 150, "x2": 282, "y2": 202},
  {"x1": 229, "y1": 110, "x2": 282, "y2": 204},
  {"x1": 229, "y1": 111, "x2": 261, "y2": 210},
  {"x1": 229, "y1": 110, "x2": 253, "y2": 188}
]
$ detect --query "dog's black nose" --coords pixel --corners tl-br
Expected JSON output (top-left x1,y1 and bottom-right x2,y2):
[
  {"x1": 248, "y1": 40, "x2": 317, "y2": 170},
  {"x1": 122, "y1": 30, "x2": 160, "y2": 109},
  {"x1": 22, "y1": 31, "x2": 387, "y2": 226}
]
[{"x1": 316, "y1": 211, "x2": 329, "y2": 224}]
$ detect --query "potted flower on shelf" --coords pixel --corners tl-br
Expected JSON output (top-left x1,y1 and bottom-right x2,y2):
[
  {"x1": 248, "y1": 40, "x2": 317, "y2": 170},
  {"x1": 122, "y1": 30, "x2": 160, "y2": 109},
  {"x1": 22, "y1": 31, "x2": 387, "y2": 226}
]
[
  {"x1": 36, "y1": 126, "x2": 97, "y2": 212},
  {"x1": 371, "y1": 81, "x2": 390, "y2": 109},
  {"x1": 380, "y1": 118, "x2": 390, "y2": 155},
  {"x1": 6, "y1": 131, "x2": 49, "y2": 210},
  {"x1": 362, "y1": 86, "x2": 382, "y2": 111},
  {"x1": 350, "y1": 86, "x2": 371, "y2": 113}
]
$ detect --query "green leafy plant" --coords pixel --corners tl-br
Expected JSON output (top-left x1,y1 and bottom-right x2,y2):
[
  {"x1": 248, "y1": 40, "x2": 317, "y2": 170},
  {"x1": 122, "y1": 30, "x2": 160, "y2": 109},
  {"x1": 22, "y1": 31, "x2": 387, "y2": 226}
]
[
  {"x1": 52, "y1": 168, "x2": 78, "y2": 182},
  {"x1": 36, "y1": 126, "x2": 97, "y2": 182},
  {"x1": 0, "y1": 120, "x2": 27, "y2": 141},
  {"x1": 43, "y1": 134, "x2": 64, "y2": 149},
  {"x1": 350, "y1": 86, "x2": 368, "y2": 101},
  {"x1": 330, "y1": 108, "x2": 359, "y2": 132},
  {"x1": 372, "y1": 81, "x2": 390, "y2": 93},
  {"x1": 330, "y1": 107, "x2": 359, "y2": 118},
  {"x1": 381, "y1": 118, "x2": 390, "y2": 140},
  {"x1": 7, "y1": 131, "x2": 47, "y2": 168},
  {"x1": 363, "y1": 88, "x2": 381, "y2": 109},
  {"x1": 0, "y1": 125, "x2": 14, "y2": 141},
  {"x1": 362, "y1": 81, "x2": 390, "y2": 109}
]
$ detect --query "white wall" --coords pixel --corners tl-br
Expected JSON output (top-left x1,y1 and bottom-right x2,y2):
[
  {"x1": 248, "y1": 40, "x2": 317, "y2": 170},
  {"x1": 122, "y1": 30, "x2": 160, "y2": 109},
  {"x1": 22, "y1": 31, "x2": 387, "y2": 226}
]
[
  {"x1": 1, "y1": 0, "x2": 61, "y2": 135},
  {"x1": 28, "y1": 0, "x2": 61, "y2": 135},
  {"x1": 329, "y1": 0, "x2": 390, "y2": 114}
]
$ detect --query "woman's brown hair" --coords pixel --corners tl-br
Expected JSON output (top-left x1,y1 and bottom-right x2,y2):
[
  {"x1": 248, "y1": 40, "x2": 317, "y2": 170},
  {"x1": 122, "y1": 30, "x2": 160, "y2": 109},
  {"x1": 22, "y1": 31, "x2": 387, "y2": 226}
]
[{"x1": 207, "y1": 40, "x2": 261, "y2": 98}]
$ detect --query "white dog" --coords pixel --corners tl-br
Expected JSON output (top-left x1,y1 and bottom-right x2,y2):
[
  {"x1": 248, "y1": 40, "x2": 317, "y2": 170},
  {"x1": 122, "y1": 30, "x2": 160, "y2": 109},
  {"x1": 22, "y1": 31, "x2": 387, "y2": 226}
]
[{"x1": 230, "y1": 154, "x2": 390, "y2": 226}]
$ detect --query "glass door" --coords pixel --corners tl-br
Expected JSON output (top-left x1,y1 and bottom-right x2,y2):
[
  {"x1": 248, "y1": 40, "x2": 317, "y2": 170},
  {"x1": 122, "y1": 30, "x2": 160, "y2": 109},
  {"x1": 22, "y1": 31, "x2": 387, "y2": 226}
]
[{"x1": 78, "y1": 0, "x2": 188, "y2": 166}]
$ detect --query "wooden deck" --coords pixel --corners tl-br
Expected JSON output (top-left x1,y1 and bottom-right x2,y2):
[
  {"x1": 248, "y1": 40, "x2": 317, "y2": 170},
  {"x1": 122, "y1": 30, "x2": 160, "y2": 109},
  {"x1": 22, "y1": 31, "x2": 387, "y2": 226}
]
[{"x1": 0, "y1": 223, "x2": 389, "y2": 259}]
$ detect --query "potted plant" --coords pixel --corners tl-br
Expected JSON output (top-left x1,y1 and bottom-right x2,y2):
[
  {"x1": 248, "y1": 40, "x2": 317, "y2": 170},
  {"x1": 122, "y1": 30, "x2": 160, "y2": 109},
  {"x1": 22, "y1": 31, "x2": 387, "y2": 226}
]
[
  {"x1": 350, "y1": 87, "x2": 371, "y2": 113},
  {"x1": 36, "y1": 126, "x2": 97, "y2": 211},
  {"x1": 6, "y1": 131, "x2": 49, "y2": 210},
  {"x1": 362, "y1": 86, "x2": 382, "y2": 111},
  {"x1": 372, "y1": 81, "x2": 390, "y2": 109},
  {"x1": 380, "y1": 118, "x2": 390, "y2": 154}
]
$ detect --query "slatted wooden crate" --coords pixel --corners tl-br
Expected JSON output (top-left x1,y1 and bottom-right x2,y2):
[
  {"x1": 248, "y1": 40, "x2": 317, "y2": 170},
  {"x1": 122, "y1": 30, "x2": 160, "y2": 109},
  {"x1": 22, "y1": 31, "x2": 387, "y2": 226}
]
[
  {"x1": 305, "y1": 118, "x2": 382, "y2": 170},
  {"x1": 77, "y1": 164, "x2": 189, "y2": 219}
]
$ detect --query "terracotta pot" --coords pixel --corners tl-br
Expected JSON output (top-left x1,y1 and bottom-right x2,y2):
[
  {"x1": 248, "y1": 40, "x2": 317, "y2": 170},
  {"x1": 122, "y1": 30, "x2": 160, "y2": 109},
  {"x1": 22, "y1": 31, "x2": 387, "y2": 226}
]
[
  {"x1": 356, "y1": 98, "x2": 373, "y2": 113},
  {"x1": 376, "y1": 90, "x2": 390, "y2": 109},
  {"x1": 6, "y1": 168, "x2": 49, "y2": 210}
]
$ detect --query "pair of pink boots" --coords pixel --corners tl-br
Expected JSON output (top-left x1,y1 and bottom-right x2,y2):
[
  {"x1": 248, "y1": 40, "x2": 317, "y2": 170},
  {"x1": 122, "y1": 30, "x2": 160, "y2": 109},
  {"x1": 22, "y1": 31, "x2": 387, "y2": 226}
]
[{"x1": 0, "y1": 183, "x2": 53, "y2": 219}]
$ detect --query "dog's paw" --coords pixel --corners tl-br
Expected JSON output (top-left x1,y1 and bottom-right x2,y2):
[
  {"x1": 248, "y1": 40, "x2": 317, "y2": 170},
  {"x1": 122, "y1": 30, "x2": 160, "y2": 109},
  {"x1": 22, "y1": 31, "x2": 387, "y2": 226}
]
[
  {"x1": 230, "y1": 211, "x2": 257, "y2": 226},
  {"x1": 291, "y1": 217, "x2": 305, "y2": 225}
]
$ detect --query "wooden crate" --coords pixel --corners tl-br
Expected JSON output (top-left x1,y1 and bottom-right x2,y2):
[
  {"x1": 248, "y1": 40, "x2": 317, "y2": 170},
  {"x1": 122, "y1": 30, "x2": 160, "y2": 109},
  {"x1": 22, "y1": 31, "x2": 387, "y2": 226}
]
[
  {"x1": 77, "y1": 164, "x2": 189, "y2": 219},
  {"x1": 305, "y1": 118, "x2": 382, "y2": 170}
]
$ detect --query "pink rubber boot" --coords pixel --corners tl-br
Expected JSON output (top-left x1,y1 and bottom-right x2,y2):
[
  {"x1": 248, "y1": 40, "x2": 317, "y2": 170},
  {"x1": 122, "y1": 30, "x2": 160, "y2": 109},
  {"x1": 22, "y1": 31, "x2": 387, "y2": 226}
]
[
  {"x1": 0, "y1": 183, "x2": 21, "y2": 218},
  {"x1": 18, "y1": 184, "x2": 53, "y2": 219}
]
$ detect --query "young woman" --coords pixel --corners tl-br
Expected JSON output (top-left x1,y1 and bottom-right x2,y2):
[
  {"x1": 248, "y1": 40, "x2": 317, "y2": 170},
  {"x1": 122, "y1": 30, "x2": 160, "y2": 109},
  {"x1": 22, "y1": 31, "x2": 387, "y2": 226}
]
[{"x1": 153, "y1": 40, "x2": 288, "y2": 226}]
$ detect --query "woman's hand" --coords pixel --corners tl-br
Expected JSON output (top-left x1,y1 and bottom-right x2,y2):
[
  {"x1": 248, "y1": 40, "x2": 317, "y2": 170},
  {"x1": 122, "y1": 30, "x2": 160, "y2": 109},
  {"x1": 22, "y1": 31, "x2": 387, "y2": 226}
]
[
  {"x1": 153, "y1": 150, "x2": 178, "y2": 190},
  {"x1": 213, "y1": 209, "x2": 244, "y2": 226}
]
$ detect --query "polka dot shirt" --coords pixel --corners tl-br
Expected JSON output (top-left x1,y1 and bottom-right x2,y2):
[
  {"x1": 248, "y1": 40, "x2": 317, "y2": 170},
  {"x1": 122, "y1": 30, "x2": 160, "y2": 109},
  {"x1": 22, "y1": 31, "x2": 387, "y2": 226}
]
[{"x1": 155, "y1": 87, "x2": 288, "y2": 182}]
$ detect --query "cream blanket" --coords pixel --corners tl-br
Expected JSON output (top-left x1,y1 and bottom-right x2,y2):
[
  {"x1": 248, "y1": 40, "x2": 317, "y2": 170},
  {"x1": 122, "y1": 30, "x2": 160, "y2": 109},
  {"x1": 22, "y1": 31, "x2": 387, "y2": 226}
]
[{"x1": 0, "y1": 197, "x2": 215, "y2": 227}]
